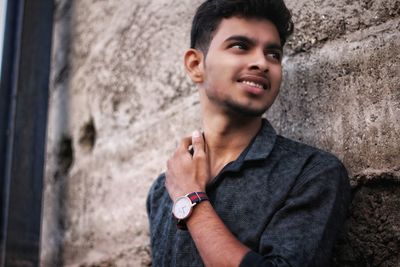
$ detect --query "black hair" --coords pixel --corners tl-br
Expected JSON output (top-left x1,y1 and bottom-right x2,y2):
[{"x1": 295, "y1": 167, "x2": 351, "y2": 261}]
[{"x1": 190, "y1": 0, "x2": 294, "y2": 53}]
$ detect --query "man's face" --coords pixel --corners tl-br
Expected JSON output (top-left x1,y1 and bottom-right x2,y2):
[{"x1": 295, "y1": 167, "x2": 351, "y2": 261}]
[{"x1": 199, "y1": 17, "x2": 283, "y2": 117}]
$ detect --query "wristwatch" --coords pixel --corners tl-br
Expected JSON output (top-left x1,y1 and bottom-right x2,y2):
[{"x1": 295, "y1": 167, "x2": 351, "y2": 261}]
[{"x1": 172, "y1": 192, "x2": 209, "y2": 229}]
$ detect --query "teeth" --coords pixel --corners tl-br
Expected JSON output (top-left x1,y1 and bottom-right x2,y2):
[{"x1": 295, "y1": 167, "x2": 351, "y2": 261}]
[{"x1": 241, "y1": 80, "x2": 264, "y2": 89}]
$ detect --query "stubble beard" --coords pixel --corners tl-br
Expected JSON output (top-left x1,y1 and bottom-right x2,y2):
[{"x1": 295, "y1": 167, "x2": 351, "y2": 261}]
[
  {"x1": 224, "y1": 98, "x2": 269, "y2": 117},
  {"x1": 202, "y1": 84, "x2": 275, "y2": 118}
]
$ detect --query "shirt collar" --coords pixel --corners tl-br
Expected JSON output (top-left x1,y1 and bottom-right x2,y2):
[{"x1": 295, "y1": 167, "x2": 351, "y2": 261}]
[
  {"x1": 220, "y1": 119, "x2": 277, "y2": 174},
  {"x1": 244, "y1": 118, "x2": 277, "y2": 161}
]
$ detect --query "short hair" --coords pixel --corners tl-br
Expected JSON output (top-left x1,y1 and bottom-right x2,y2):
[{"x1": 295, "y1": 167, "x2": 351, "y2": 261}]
[{"x1": 190, "y1": 0, "x2": 294, "y2": 53}]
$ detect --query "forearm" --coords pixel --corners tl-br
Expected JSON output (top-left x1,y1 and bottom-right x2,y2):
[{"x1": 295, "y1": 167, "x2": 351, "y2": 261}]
[
  {"x1": 186, "y1": 201, "x2": 250, "y2": 267},
  {"x1": 167, "y1": 132, "x2": 250, "y2": 266}
]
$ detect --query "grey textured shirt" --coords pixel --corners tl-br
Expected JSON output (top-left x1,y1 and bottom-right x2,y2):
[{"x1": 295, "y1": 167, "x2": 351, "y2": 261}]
[{"x1": 147, "y1": 119, "x2": 351, "y2": 267}]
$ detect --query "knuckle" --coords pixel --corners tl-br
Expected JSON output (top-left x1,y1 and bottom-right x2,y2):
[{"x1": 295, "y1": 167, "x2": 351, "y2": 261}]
[
  {"x1": 180, "y1": 137, "x2": 189, "y2": 145},
  {"x1": 193, "y1": 152, "x2": 206, "y2": 160},
  {"x1": 192, "y1": 137, "x2": 201, "y2": 143}
]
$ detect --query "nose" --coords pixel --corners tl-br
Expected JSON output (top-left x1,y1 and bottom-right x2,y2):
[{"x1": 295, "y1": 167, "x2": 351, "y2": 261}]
[{"x1": 248, "y1": 50, "x2": 269, "y2": 72}]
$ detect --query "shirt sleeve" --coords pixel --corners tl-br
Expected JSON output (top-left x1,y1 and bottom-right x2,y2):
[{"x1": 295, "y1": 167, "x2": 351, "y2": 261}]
[
  {"x1": 240, "y1": 158, "x2": 351, "y2": 267},
  {"x1": 240, "y1": 251, "x2": 277, "y2": 267}
]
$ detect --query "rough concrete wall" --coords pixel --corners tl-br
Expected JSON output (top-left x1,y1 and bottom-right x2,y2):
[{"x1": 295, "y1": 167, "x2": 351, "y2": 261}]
[{"x1": 41, "y1": 0, "x2": 400, "y2": 266}]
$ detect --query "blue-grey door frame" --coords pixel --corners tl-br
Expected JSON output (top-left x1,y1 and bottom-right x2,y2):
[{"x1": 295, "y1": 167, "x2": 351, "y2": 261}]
[{"x1": 0, "y1": 0, "x2": 54, "y2": 266}]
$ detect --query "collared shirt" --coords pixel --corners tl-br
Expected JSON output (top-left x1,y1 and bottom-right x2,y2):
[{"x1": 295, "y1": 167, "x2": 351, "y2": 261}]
[{"x1": 147, "y1": 119, "x2": 351, "y2": 267}]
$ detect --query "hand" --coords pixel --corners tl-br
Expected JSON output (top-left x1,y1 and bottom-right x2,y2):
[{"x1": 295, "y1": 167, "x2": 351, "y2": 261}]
[{"x1": 165, "y1": 130, "x2": 211, "y2": 201}]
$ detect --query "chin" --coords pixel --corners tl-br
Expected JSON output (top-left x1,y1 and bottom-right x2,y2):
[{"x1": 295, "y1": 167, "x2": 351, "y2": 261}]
[{"x1": 225, "y1": 101, "x2": 268, "y2": 117}]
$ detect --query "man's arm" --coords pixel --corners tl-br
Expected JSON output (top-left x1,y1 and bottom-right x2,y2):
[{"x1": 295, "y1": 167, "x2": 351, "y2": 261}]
[
  {"x1": 186, "y1": 201, "x2": 250, "y2": 267},
  {"x1": 165, "y1": 131, "x2": 250, "y2": 266}
]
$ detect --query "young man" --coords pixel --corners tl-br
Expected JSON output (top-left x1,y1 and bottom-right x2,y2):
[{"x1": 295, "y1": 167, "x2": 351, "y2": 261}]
[{"x1": 147, "y1": 0, "x2": 351, "y2": 266}]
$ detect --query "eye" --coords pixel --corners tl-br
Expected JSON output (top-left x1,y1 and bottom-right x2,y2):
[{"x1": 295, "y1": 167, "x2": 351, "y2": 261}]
[
  {"x1": 229, "y1": 42, "x2": 248, "y2": 51},
  {"x1": 266, "y1": 51, "x2": 282, "y2": 62}
]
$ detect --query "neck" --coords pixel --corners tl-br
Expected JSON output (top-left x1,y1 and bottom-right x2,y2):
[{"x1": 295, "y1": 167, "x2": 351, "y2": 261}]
[{"x1": 201, "y1": 111, "x2": 262, "y2": 178}]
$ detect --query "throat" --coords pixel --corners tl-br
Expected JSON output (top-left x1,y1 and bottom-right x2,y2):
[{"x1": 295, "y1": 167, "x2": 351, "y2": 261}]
[
  {"x1": 209, "y1": 161, "x2": 230, "y2": 179},
  {"x1": 207, "y1": 150, "x2": 242, "y2": 179}
]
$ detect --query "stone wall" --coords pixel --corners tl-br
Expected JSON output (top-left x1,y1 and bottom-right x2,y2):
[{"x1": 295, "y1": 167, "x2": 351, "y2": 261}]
[{"x1": 41, "y1": 0, "x2": 400, "y2": 266}]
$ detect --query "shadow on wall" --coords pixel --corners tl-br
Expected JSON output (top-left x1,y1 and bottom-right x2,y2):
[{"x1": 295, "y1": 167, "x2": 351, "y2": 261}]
[
  {"x1": 333, "y1": 170, "x2": 400, "y2": 266},
  {"x1": 41, "y1": 0, "x2": 74, "y2": 266},
  {"x1": 42, "y1": 0, "x2": 100, "y2": 265}
]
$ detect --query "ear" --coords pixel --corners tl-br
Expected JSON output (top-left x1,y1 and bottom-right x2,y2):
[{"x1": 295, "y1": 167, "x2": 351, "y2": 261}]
[{"x1": 184, "y1": 48, "x2": 205, "y2": 84}]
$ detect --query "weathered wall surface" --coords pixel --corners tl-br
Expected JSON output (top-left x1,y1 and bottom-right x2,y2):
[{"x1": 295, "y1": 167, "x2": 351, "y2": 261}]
[{"x1": 41, "y1": 0, "x2": 400, "y2": 266}]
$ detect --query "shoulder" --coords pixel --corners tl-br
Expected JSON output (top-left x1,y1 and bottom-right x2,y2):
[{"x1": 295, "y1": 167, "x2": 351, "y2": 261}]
[
  {"x1": 148, "y1": 172, "x2": 166, "y2": 196},
  {"x1": 273, "y1": 135, "x2": 349, "y2": 190},
  {"x1": 146, "y1": 173, "x2": 168, "y2": 215},
  {"x1": 274, "y1": 135, "x2": 345, "y2": 169}
]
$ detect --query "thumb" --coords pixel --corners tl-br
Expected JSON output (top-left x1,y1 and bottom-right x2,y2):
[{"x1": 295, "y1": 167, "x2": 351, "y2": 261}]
[{"x1": 191, "y1": 130, "x2": 205, "y2": 155}]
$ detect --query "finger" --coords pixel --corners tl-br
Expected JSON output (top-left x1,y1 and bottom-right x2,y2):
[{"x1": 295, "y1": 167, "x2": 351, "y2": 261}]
[
  {"x1": 179, "y1": 136, "x2": 192, "y2": 151},
  {"x1": 192, "y1": 130, "x2": 205, "y2": 155}
]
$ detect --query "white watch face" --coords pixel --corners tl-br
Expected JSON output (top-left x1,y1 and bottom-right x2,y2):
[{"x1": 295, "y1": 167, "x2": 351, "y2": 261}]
[{"x1": 172, "y1": 196, "x2": 193, "y2": 220}]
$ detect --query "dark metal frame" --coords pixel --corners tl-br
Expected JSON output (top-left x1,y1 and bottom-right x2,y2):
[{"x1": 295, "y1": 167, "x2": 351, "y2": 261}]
[{"x1": 0, "y1": 0, "x2": 54, "y2": 266}]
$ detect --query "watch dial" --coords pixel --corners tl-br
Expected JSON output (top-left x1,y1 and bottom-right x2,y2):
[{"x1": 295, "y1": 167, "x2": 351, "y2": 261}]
[{"x1": 173, "y1": 197, "x2": 192, "y2": 219}]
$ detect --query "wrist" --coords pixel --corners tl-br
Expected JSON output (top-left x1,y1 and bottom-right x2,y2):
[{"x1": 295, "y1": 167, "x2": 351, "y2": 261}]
[
  {"x1": 185, "y1": 199, "x2": 210, "y2": 226},
  {"x1": 172, "y1": 186, "x2": 206, "y2": 201},
  {"x1": 172, "y1": 191, "x2": 209, "y2": 230}
]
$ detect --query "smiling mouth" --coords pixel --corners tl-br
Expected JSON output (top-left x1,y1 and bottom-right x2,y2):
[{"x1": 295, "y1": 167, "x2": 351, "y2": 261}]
[
  {"x1": 237, "y1": 75, "x2": 270, "y2": 91},
  {"x1": 239, "y1": 80, "x2": 265, "y2": 90}
]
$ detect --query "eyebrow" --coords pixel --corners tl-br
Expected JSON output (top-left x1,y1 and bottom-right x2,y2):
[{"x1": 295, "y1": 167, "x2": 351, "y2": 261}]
[{"x1": 224, "y1": 35, "x2": 282, "y2": 51}]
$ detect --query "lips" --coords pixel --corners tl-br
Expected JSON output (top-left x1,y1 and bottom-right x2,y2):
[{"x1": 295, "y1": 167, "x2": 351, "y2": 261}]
[
  {"x1": 240, "y1": 80, "x2": 265, "y2": 90},
  {"x1": 237, "y1": 74, "x2": 269, "y2": 91},
  {"x1": 237, "y1": 74, "x2": 270, "y2": 96}
]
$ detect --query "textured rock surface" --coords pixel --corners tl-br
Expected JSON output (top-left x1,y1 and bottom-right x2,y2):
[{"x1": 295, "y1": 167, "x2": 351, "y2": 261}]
[
  {"x1": 332, "y1": 172, "x2": 400, "y2": 267},
  {"x1": 41, "y1": 0, "x2": 400, "y2": 266},
  {"x1": 286, "y1": 0, "x2": 400, "y2": 54},
  {"x1": 270, "y1": 21, "x2": 400, "y2": 175}
]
